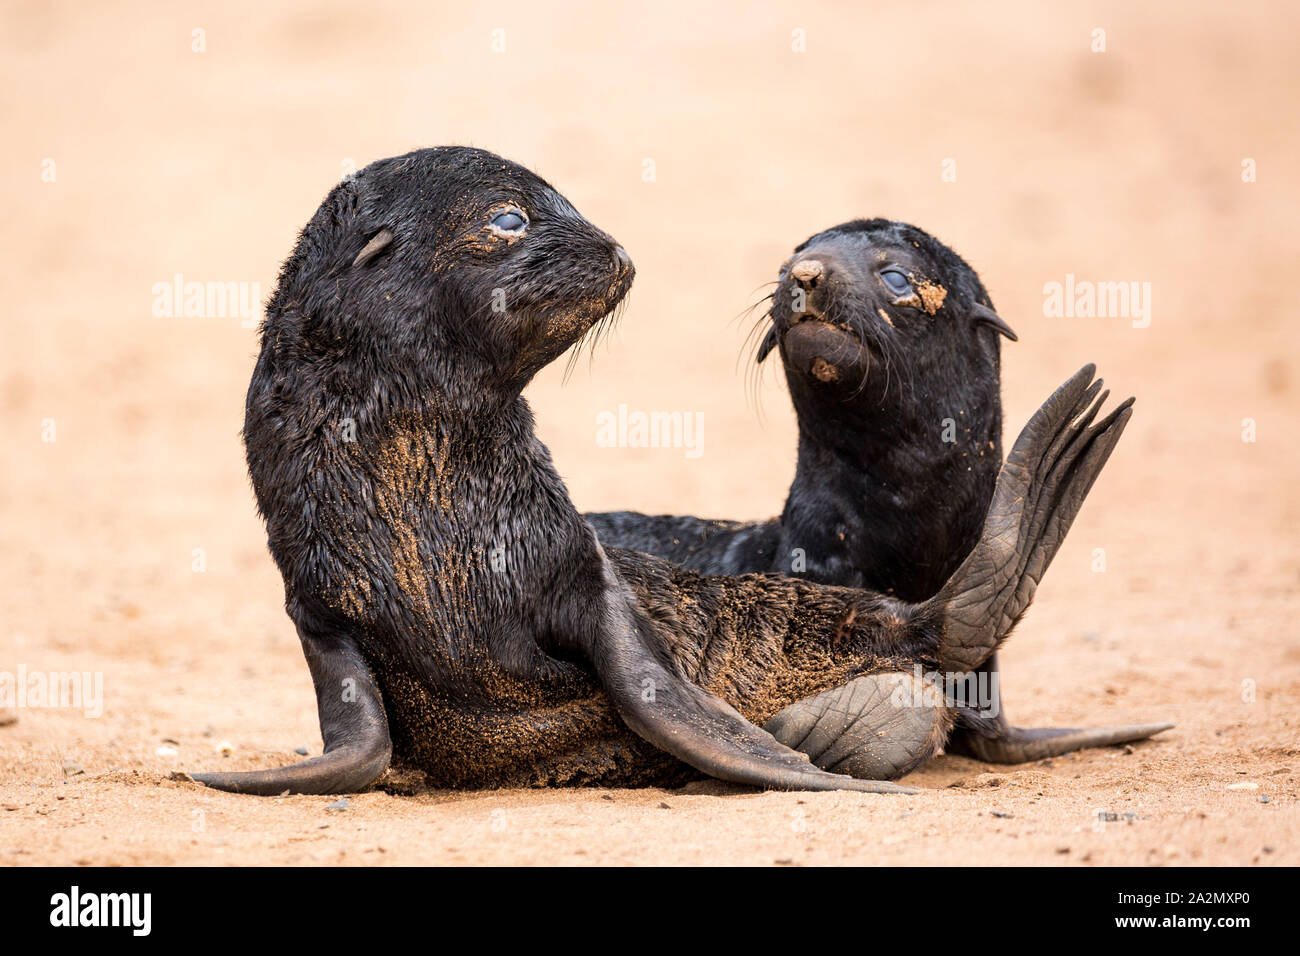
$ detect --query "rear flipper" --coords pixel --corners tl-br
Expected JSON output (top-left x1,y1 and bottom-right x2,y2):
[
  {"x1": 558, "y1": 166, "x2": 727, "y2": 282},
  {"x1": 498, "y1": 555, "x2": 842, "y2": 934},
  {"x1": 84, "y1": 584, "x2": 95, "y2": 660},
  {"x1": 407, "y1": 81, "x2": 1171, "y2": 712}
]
[
  {"x1": 189, "y1": 627, "x2": 391, "y2": 795},
  {"x1": 927, "y1": 366, "x2": 1174, "y2": 757},
  {"x1": 946, "y1": 651, "x2": 1174, "y2": 761},
  {"x1": 947, "y1": 718, "x2": 1175, "y2": 763},
  {"x1": 764, "y1": 672, "x2": 954, "y2": 779},
  {"x1": 591, "y1": 572, "x2": 917, "y2": 794},
  {"x1": 929, "y1": 365, "x2": 1135, "y2": 673}
]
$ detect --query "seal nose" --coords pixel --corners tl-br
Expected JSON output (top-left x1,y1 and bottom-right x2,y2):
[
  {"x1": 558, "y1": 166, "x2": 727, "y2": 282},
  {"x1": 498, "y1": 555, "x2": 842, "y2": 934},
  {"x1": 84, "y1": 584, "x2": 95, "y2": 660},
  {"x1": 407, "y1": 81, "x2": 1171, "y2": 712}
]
[
  {"x1": 790, "y1": 258, "x2": 824, "y2": 289},
  {"x1": 614, "y1": 245, "x2": 632, "y2": 275}
]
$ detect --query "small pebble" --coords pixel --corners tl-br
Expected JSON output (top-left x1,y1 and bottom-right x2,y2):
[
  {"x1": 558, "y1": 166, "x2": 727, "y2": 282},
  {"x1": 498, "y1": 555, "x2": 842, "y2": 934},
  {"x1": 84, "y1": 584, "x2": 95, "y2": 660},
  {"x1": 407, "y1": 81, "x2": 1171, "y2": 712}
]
[
  {"x1": 156, "y1": 746, "x2": 179, "y2": 757},
  {"x1": 216, "y1": 741, "x2": 235, "y2": 757},
  {"x1": 1226, "y1": 782, "x2": 1258, "y2": 791},
  {"x1": 61, "y1": 761, "x2": 84, "y2": 777},
  {"x1": 325, "y1": 798, "x2": 349, "y2": 812},
  {"x1": 990, "y1": 810, "x2": 1014, "y2": 818},
  {"x1": 294, "y1": 746, "x2": 309, "y2": 756},
  {"x1": 1257, "y1": 795, "x2": 1270, "y2": 804}
]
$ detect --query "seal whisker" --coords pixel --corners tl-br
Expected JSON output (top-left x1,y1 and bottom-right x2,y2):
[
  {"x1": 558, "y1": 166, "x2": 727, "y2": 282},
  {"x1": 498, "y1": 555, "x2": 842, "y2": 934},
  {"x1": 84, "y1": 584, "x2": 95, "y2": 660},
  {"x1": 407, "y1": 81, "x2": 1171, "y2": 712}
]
[
  {"x1": 742, "y1": 306, "x2": 777, "y2": 420},
  {"x1": 736, "y1": 305, "x2": 775, "y2": 373},
  {"x1": 727, "y1": 286, "x2": 776, "y2": 329}
]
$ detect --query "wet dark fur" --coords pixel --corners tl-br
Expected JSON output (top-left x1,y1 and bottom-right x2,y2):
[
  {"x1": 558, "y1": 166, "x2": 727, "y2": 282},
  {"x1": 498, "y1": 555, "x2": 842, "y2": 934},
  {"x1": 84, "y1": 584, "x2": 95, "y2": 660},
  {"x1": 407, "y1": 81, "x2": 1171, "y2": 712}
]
[
  {"x1": 245, "y1": 149, "x2": 950, "y2": 789},
  {"x1": 589, "y1": 219, "x2": 1000, "y2": 591},
  {"x1": 586, "y1": 219, "x2": 1008, "y2": 739}
]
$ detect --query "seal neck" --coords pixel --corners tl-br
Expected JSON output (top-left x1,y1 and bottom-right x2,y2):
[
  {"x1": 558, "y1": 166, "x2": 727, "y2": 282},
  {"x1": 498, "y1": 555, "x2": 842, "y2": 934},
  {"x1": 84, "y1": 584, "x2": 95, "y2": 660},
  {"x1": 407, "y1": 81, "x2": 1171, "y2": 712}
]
[{"x1": 780, "y1": 379, "x2": 1002, "y2": 600}]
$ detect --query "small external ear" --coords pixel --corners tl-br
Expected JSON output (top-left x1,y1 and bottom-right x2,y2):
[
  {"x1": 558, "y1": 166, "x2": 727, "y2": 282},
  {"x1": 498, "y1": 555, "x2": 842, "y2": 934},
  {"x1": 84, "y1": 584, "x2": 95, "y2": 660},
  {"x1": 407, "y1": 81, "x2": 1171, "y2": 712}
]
[
  {"x1": 352, "y1": 228, "x2": 394, "y2": 268},
  {"x1": 756, "y1": 325, "x2": 779, "y2": 362},
  {"x1": 971, "y1": 302, "x2": 1018, "y2": 342}
]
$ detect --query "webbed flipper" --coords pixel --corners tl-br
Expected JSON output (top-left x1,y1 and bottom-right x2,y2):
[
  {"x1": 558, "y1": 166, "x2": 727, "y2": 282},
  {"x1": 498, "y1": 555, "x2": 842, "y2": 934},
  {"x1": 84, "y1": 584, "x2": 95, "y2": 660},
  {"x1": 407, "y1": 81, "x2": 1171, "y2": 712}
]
[
  {"x1": 592, "y1": 581, "x2": 917, "y2": 794},
  {"x1": 764, "y1": 671, "x2": 953, "y2": 779},
  {"x1": 929, "y1": 365, "x2": 1174, "y2": 759},
  {"x1": 190, "y1": 628, "x2": 391, "y2": 795},
  {"x1": 930, "y1": 365, "x2": 1135, "y2": 673},
  {"x1": 947, "y1": 720, "x2": 1175, "y2": 763},
  {"x1": 947, "y1": 652, "x2": 1174, "y2": 762}
]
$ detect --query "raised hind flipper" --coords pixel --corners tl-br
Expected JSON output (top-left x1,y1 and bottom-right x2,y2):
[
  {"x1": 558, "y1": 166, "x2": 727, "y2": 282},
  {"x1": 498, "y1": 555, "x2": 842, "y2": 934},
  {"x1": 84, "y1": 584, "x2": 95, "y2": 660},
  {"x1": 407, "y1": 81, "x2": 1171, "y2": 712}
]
[
  {"x1": 189, "y1": 627, "x2": 391, "y2": 795},
  {"x1": 928, "y1": 365, "x2": 1134, "y2": 673},
  {"x1": 591, "y1": 575, "x2": 917, "y2": 794},
  {"x1": 927, "y1": 365, "x2": 1173, "y2": 758}
]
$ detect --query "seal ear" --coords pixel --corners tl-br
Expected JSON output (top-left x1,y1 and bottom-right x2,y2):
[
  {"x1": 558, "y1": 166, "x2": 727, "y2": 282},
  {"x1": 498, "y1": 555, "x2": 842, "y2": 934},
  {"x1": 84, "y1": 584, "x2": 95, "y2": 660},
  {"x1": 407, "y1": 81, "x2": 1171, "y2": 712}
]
[
  {"x1": 971, "y1": 302, "x2": 1018, "y2": 342},
  {"x1": 353, "y1": 228, "x2": 394, "y2": 268},
  {"x1": 756, "y1": 325, "x2": 779, "y2": 362}
]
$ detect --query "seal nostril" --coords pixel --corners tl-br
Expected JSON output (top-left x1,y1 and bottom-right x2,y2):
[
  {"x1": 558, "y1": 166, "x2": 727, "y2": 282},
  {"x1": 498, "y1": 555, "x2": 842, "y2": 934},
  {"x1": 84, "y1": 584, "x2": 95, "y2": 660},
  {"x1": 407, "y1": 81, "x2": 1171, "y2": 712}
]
[
  {"x1": 614, "y1": 245, "x2": 631, "y2": 273},
  {"x1": 790, "y1": 258, "x2": 824, "y2": 288}
]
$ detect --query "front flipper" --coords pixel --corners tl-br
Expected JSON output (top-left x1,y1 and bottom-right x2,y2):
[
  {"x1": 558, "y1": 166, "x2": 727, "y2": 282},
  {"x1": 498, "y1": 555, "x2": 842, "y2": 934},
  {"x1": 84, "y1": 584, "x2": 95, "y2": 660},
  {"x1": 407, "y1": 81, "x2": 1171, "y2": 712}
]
[
  {"x1": 190, "y1": 627, "x2": 391, "y2": 795},
  {"x1": 764, "y1": 672, "x2": 954, "y2": 779},
  {"x1": 948, "y1": 720, "x2": 1175, "y2": 763},
  {"x1": 592, "y1": 578, "x2": 916, "y2": 794}
]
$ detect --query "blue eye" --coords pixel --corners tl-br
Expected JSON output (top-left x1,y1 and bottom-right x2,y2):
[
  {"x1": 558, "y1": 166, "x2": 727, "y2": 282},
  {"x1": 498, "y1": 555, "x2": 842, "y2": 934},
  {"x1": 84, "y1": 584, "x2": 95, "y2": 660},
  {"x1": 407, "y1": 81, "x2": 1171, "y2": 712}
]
[
  {"x1": 880, "y1": 269, "x2": 912, "y2": 295},
  {"x1": 491, "y1": 209, "x2": 527, "y2": 233}
]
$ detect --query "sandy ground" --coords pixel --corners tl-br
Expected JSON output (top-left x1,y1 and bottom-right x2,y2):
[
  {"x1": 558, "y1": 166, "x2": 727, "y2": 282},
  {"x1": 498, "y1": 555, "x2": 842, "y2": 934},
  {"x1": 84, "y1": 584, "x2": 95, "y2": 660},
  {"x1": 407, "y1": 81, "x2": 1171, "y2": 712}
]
[{"x1": 2, "y1": 0, "x2": 1298, "y2": 865}]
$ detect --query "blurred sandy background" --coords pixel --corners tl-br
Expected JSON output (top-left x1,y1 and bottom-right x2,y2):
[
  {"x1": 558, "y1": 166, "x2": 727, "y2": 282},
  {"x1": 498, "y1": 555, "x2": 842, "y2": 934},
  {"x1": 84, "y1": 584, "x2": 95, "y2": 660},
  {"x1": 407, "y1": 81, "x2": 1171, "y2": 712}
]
[{"x1": 1, "y1": 0, "x2": 1297, "y2": 865}]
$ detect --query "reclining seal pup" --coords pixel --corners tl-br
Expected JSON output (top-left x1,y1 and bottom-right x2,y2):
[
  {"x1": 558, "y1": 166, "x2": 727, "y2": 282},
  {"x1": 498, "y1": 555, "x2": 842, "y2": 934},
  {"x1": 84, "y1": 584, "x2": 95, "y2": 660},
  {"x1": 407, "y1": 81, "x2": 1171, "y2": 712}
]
[
  {"x1": 588, "y1": 219, "x2": 1171, "y2": 763},
  {"x1": 189, "y1": 147, "x2": 1133, "y2": 795}
]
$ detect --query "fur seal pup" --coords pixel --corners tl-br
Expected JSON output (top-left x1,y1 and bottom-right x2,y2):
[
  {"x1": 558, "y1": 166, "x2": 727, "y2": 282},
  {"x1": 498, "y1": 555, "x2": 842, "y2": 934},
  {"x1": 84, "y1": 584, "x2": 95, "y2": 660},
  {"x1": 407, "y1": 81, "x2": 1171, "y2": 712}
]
[
  {"x1": 189, "y1": 148, "x2": 1132, "y2": 795},
  {"x1": 588, "y1": 219, "x2": 1171, "y2": 762}
]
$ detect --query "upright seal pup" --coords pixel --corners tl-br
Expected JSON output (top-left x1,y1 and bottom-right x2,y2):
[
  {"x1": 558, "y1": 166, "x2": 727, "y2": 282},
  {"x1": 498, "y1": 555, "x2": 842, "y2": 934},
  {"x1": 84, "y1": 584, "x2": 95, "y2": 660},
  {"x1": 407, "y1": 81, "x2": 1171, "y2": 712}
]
[
  {"x1": 189, "y1": 148, "x2": 1133, "y2": 795},
  {"x1": 588, "y1": 220, "x2": 1171, "y2": 762}
]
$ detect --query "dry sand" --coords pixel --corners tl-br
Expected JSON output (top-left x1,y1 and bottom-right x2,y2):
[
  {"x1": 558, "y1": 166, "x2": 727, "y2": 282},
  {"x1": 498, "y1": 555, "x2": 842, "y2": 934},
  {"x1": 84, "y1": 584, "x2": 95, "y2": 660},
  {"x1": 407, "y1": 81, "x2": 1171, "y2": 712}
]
[{"x1": 1, "y1": 0, "x2": 1297, "y2": 865}]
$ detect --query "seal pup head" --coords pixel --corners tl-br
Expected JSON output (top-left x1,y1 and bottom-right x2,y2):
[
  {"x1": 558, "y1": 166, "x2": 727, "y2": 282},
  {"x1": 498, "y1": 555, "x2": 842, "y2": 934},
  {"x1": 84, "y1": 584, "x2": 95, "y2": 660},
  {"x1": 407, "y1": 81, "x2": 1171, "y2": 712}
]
[
  {"x1": 755, "y1": 218, "x2": 1014, "y2": 412},
  {"x1": 262, "y1": 146, "x2": 634, "y2": 408}
]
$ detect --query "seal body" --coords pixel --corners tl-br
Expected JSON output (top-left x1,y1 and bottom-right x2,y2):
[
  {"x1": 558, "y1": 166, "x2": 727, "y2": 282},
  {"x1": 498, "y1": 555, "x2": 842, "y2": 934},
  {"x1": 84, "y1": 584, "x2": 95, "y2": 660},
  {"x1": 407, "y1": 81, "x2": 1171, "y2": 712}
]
[
  {"x1": 190, "y1": 150, "x2": 1136, "y2": 795},
  {"x1": 590, "y1": 220, "x2": 1004, "y2": 595},
  {"x1": 588, "y1": 220, "x2": 1169, "y2": 761},
  {"x1": 248, "y1": 381, "x2": 944, "y2": 789}
]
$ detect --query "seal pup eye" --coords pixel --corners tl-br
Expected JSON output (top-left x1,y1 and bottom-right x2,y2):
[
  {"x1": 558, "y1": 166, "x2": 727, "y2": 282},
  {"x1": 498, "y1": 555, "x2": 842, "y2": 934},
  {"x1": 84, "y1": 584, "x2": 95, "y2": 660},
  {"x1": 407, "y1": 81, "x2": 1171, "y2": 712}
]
[
  {"x1": 489, "y1": 208, "x2": 528, "y2": 236},
  {"x1": 880, "y1": 269, "x2": 912, "y2": 296}
]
